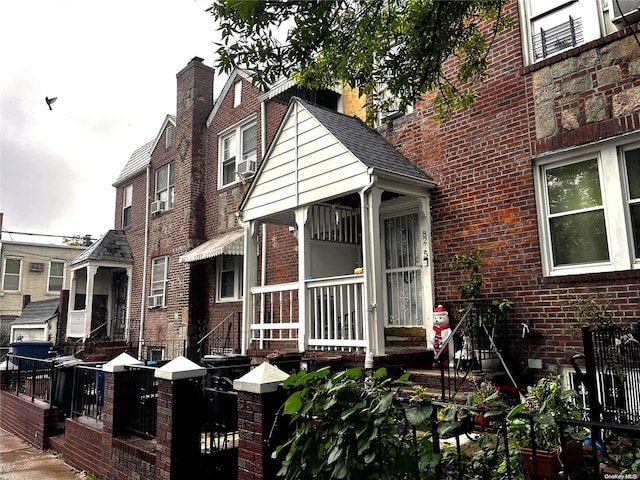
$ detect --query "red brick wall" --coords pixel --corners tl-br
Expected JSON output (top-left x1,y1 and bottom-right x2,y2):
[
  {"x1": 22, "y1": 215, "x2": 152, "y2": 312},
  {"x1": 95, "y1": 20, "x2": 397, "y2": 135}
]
[
  {"x1": 379, "y1": 0, "x2": 640, "y2": 368},
  {"x1": 63, "y1": 418, "x2": 109, "y2": 479},
  {"x1": 0, "y1": 390, "x2": 55, "y2": 449}
]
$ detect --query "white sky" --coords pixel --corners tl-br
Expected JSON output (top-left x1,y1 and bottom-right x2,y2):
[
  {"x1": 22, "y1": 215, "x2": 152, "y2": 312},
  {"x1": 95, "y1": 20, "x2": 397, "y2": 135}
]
[{"x1": 0, "y1": 0, "x2": 222, "y2": 245}]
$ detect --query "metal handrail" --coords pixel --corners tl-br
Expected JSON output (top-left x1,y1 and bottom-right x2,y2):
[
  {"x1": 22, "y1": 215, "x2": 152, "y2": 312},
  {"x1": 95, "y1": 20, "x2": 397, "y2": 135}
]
[{"x1": 197, "y1": 312, "x2": 236, "y2": 345}]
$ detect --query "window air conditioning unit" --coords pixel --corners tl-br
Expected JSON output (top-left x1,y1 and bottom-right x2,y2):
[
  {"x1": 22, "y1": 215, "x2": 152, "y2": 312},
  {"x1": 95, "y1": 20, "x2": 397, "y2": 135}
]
[
  {"x1": 29, "y1": 262, "x2": 45, "y2": 272},
  {"x1": 612, "y1": 0, "x2": 640, "y2": 27},
  {"x1": 236, "y1": 160, "x2": 256, "y2": 179},
  {"x1": 150, "y1": 200, "x2": 166, "y2": 214},
  {"x1": 148, "y1": 295, "x2": 163, "y2": 308}
]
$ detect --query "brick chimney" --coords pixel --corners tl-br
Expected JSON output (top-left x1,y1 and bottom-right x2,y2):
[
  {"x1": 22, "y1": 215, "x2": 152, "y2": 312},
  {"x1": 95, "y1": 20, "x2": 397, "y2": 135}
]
[{"x1": 174, "y1": 56, "x2": 215, "y2": 242}]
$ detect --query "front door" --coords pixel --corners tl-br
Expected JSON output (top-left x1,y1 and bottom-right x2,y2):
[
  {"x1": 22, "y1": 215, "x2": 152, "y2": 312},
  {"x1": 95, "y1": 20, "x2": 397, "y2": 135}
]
[{"x1": 383, "y1": 211, "x2": 423, "y2": 327}]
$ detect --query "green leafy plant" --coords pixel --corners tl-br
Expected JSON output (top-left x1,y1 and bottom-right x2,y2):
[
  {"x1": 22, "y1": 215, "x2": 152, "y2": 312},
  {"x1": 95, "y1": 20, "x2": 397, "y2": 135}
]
[
  {"x1": 273, "y1": 366, "x2": 439, "y2": 479},
  {"x1": 210, "y1": 0, "x2": 512, "y2": 122},
  {"x1": 571, "y1": 293, "x2": 614, "y2": 328},
  {"x1": 507, "y1": 376, "x2": 585, "y2": 452}
]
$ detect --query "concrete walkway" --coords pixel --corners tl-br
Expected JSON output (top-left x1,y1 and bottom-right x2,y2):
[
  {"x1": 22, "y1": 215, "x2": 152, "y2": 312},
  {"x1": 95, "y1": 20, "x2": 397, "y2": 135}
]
[{"x1": 0, "y1": 428, "x2": 85, "y2": 480}]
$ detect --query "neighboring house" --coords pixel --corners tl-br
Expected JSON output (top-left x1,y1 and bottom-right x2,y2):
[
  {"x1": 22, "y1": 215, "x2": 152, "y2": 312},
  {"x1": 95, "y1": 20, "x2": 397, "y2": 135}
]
[
  {"x1": 65, "y1": 230, "x2": 133, "y2": 343},
  {"x1": 0, "y1": 236, "x2": 85, "y2": 336},
  {"x1": 9, "y1": 297, "x2": 60, "y2": 343}
]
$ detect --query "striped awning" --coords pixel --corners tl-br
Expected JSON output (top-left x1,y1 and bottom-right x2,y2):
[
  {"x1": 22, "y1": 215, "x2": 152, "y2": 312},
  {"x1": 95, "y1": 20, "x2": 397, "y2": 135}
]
[{"x1": 179, "y1": 230, "x2": 244, "y2": 263}]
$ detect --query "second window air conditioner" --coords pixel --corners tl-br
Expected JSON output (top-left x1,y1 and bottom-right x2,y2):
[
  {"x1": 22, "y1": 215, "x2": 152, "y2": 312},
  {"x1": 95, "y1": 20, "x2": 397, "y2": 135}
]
[
  {"x1": 151, "y1": 200, "x2": 166, "y2": 214},
  {"x1": 148, "y1": 294, "x2": 164, "y2": 308}
]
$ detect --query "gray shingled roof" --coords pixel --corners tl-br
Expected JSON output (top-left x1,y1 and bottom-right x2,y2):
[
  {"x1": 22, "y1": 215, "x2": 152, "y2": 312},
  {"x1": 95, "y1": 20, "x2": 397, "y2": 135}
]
[
  {"x1": 112, "y1": 139, "x2": 154, "y2": 186},
  {"x1": 71, "y1": 230, "x2": 133, "y2": 266},
  {"x1": 11, "y1": 298, "x2": 59, "y2": 325},
  {"x1": 298, "y1": 99, "x2": 434, "y2": 184}
]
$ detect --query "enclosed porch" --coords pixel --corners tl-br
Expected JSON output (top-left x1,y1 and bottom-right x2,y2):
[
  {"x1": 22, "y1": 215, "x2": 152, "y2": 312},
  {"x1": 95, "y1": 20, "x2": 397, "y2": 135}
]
[
  {"x1": 65, "y1": 230, "x2": 133, "y2": 344},
  {"x1": 239, "y1": 98, "x2": 437, "y2": 358}
]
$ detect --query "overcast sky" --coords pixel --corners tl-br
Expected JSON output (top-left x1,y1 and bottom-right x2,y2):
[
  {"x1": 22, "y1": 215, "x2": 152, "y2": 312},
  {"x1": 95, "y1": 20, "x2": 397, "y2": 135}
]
[{"x1": 0, "y1": 0, "x2": 222, "y2": 245}]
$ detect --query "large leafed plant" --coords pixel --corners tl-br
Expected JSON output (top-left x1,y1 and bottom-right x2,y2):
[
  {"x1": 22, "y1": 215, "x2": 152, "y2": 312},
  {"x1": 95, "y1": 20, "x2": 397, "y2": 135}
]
[{"x1": 273, "y1": 367, "x2": 438, "y2": 479}]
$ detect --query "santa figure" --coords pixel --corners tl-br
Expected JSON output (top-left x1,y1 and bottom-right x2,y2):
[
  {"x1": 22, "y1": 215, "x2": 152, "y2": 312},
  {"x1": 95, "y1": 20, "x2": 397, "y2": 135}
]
[{"x1": 431, "y1": 304, "x2": 451, "y2": 366}]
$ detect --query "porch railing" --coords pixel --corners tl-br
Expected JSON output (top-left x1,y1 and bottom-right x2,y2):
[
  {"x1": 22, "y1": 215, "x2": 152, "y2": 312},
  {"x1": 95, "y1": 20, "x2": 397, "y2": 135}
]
[
  {"x1": 249, "y1": 275, "x2": 366, "y2": 352},
  {"x1": 306, "y1": 275, "x2": 366, "y2": 351},
  {"x1": 250, "y1": 282, "x2": 300, "y2": 349}
]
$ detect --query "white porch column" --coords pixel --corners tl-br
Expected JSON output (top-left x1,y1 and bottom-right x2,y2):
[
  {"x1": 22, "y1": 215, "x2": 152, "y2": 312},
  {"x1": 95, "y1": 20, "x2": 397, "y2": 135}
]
[
  {"x1": 125, "y1": 266, "x2": 133, "y2": 343},
  {"x1": 242, "y1": 221, "x2": 259, "y2": 354},
  {"x1": 84, "y1": 265, "x2": 98, "y2": 340},
  {"x1": 361, "y1": 186, "x2": 384, "y2": 356},
  {"x1": 295, "y1": 207, "x2": 310, "y2": 351}
]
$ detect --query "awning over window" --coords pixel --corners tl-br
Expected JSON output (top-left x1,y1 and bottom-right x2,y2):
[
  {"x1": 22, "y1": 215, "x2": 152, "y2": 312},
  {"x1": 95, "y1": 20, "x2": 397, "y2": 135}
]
[{"x1": 179, "y1": 230, "x2": 244, "y2": 263}]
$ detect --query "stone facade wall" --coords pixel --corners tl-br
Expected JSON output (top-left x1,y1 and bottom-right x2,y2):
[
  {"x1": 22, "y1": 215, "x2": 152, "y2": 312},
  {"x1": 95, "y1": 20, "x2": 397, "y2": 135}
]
[{"x1": 530, "y1": 29, "x2": 640, "y2": 153}]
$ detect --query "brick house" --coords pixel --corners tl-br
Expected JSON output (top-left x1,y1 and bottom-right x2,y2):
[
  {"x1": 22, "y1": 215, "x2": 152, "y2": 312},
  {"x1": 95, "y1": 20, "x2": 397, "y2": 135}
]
[{"x1": 71, "y1": 0, "x2": 640, "y2": 376}]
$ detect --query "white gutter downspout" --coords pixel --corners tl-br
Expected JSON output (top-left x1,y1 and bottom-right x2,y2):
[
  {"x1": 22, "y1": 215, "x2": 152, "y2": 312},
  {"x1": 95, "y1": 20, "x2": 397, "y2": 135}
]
[
  {"x1": 138, "y1": 165, "x2": 151, "y2": 359},
  {"x1": 360, "y1": 171, "x2": 378, "y2": 361},
  {"x1": 260, "y1": 100, "x2": 268, "y2": 324}
]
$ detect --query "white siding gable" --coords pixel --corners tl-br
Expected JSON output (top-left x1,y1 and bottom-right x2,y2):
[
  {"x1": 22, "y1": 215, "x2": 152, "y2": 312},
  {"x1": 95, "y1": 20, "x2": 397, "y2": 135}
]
[{"x1": 241, "y1": 101, "x2": 370, "y2": 222}]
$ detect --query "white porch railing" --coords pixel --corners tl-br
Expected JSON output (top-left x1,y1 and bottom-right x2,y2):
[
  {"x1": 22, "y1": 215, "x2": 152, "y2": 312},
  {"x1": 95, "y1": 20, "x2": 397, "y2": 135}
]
[
  {"x1": 68, "y1": 310, "x2": 86, "y2": 338},
  {"x1": 250, "y1": 282, "x2": 300, "y2": 349},
  {"x1": 307, "y1": 275, "x2": 366, "y2": 351},
  {"x1": 249, "y1": 275, "x2": 367, "y2": 352}
]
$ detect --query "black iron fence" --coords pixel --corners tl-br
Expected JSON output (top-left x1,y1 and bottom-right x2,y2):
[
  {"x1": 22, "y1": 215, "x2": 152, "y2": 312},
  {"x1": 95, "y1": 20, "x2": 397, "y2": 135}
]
[
  {"x1": 69, "y1": 364, "x2": 105, "y2": 420},
  {"x1": 2, "y1": 354, "x2": 55, "y2": 402},
  {"x1": 572, "y1": 323, "x2": 640, "y2": 425},
  {"x1": 123, "y1": 365, "x2": 158, "y2": 439}
]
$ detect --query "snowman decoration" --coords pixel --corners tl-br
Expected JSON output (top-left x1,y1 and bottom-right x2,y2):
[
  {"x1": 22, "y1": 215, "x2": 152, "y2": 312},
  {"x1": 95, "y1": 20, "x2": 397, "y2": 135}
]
[{"x1": 431, "y1": 305, "x2": 451, "y2": 366}]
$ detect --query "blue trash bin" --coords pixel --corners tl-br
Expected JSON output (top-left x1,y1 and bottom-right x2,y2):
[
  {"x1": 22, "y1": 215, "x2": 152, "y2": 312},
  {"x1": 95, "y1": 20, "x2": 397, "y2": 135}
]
[{"x1": 9, "y1": 340, "x2": 52, "y2": 359}]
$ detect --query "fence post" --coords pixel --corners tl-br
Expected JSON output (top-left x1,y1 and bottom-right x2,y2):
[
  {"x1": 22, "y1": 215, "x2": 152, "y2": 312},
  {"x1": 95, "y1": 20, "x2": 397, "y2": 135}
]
[
  {"x1": 233, "y1": 362, "x2": 291, "y2": 480},
  {"x1": 154, "y1": 356, "x2": 207, "y2": 480},
  {"x1": 102, "y1": 352, "x2": 144, "y2": 436}
]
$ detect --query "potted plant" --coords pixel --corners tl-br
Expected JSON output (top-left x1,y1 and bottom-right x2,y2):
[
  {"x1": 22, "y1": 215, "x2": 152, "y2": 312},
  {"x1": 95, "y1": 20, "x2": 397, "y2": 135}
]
[{"x1": 507, "y1": 376, "x2": 585, "y2": 480}]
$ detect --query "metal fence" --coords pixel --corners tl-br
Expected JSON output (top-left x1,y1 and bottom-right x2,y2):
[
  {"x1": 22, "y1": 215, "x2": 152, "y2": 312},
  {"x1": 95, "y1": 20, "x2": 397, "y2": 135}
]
[
  {"x1": 69, "y1": 364, "x2": 105, "y2": 420},
  {"x1": 2, "y1": 354, "x2": 54, "y2": 402},
  {"x1": 123, "y1": 365, "x2": 158, "y2": 439},
  {"x1": 572, "y1": 323, "x2": 640, "y2": 425}
]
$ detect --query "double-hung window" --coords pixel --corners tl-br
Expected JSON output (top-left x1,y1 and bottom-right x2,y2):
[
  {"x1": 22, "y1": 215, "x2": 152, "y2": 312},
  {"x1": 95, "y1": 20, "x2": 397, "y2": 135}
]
[
  {"x1": 534, "y1": 136, "x2": 640, "y2": 276},
  {"x1": 155, "y1": 162, "x2": 175, "y2": 210},
  {"x1": 518, "y1": 0, "x2": 616, "y2": 65},
  {"x1": 48, "y1": 260, "x2": 65, "y2": 293},
  {"x1": 150, "y1": 256, "x2": 169, "y2": 307},
  {"x1": 122, "y1": 184, "x2": 133, "y2": 227},
  {"x1": 217, "y1": 255, "x2": 242, "y2": 301},
  {"x1": 219, "y1": 119, "x2": 257, "y2": 187},
  {"x1": 2, "y1": 257, "x2": 21, "y2": 291}
]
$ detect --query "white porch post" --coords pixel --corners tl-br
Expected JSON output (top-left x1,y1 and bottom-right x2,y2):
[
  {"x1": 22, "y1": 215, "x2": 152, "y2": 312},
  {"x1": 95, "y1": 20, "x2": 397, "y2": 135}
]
[
  {"x1": 84, "y1": 265, "x2": 97, "y2": 340},
  {"x1": 125, "y1": 266, "x2": 133, "y2": 343},
  {"x1": 295, "y1": 207, "x2": 310, "y2": 351},
  {"x1": 361, "y1": 186, "x2": 384, "y2": 356},
  {"x1": 242, "y1": 221, "x2": 259, "y2": 355},
  {"x1": 66, "y1": 269, "x2": 77, "y2": 338}
]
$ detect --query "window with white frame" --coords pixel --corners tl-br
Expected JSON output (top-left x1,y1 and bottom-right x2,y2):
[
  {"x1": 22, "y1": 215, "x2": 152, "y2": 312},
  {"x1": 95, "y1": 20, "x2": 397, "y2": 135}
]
[
  {"x1": 155, "y1": 162, "x2": 175, "y2": 210},
  {"x1": 150, "y1": 256, "x2": 169, "y2": 307},
  {"x1": 234, "y1": 81, "x2": 242, "y2": 107},
  {"x1": 534, "y1": 137, "x2": 640, "y2": 276},
  {"x1": 123, "y1": 184, "x2": 132, "y2": 227},
  {"x1": 217, "y1": 255, "x2": 242, "y2": 301},
  {"x1": 219, "y1": 119, "x2": 257, "y2": 187},
  {"x1": 165, "y1": 124, "x2": 173, "y2": 149},
  {"x1": 2, "y1": 257, "x2": 21, "y2": 291},
  {"x1": 519, "y1": 0, "x2": 616, "y2": 65},
  {"x1": 48, "y1": 260, "x2": 65, "y2": 292}
]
